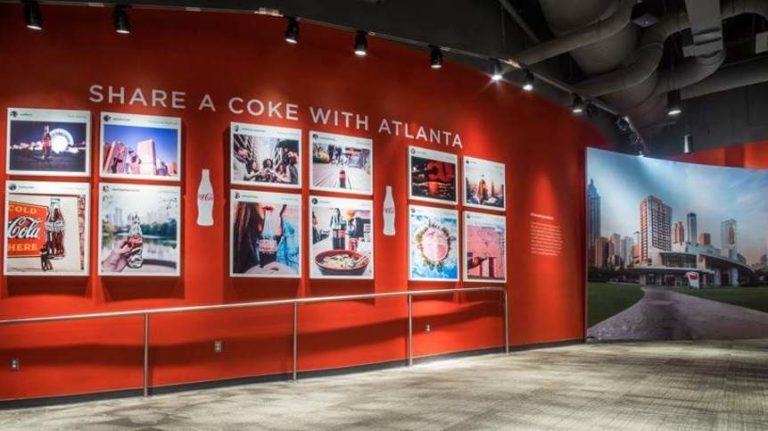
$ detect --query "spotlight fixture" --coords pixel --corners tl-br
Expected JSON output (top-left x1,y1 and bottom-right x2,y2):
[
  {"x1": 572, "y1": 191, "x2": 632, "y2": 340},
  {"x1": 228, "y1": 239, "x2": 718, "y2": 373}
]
[
  {"x1": 571, "y1": 94, "x2": 585, "y2": 114},
  {"x1": 430, "y1": 46, "x2": 443, "y2": 69},
  {"x1": 522, "y1": 69, "x2": 535, "y2": 91},
  {"x1": 284, "y1": 17, "x2": 299, "y2": 44},
  {"x1": 354, "y1": 30, "x2": 368, "y2": 57},
  {"x1": 490, "y1": 59, "x2": 503, "y2": 81},
  {"x1": 23, "y1": 1, "x2": 43, "y2": 31},
  {"x1": 667, "y1": 90, "x2": 682, "y2": 116},
  {"x1": 113, "y1": 5, "x2": 131, "y2": 35}
]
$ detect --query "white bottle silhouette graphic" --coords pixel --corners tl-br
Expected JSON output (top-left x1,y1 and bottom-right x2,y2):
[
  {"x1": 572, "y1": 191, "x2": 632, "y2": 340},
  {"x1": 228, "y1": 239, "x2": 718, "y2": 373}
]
[
  {"x1": 383, "y1": 185, "x2": 396, "y2": 236},
  {"x1": 197, "y1": 169, "x2": 214, "y2": 226}
]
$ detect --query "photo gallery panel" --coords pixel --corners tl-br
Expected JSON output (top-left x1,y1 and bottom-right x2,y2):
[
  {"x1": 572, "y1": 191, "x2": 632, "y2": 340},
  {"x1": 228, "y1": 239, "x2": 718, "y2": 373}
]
[{"x1": 3, "y1": 107, "x2": 508, "y2": 283}]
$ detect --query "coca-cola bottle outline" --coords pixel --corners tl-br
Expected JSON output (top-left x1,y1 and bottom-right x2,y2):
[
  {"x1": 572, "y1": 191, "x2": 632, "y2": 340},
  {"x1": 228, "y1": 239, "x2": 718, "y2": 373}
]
[
  {"x1": 45, "y1": 198, "x2": 66, "y2": 259},
  {"x1": 126, "y1": 213, "x2": 144, "y2": 269},
  {"x1": 197, "y1": 168, "x2": 214, "y2": 226},
  {"x1": 258, "y1": 206, "x2": 278, "y2": 267}
]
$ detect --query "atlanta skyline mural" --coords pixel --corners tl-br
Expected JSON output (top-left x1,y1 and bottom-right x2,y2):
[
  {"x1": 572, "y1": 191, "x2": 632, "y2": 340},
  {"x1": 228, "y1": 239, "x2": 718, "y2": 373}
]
[{"x1": 587, "y1": 148, "x2": 768, "y2": 287}]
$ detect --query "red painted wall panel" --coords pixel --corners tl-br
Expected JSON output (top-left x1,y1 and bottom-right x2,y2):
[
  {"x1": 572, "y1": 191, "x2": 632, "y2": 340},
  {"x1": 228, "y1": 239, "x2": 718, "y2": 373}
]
[
  {"x1": 673, "y1": 140, "x2": 768, "y2": 169},
  {"x1": 0, "y1": 4, "x2": 602, "y2": 400}
]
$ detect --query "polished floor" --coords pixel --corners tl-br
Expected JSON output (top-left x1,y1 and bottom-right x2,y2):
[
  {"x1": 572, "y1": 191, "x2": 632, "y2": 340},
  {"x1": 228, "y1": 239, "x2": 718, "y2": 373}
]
[{"x1": 2, "y1": 339, "x2": 768, "y2": 430}]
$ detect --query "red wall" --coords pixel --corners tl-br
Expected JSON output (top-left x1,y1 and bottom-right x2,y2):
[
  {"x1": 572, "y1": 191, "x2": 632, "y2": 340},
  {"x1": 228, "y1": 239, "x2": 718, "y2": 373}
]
[
  {"x1": 0, "y1": 4, "x2": 602, "y2": 400},
  {"x1": 673, "y1": 140, "x2": 768, "y2": 168}
]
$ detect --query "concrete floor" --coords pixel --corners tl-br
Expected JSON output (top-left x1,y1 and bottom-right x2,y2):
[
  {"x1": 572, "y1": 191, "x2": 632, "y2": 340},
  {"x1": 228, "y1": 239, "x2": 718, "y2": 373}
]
[{"x1": 2, "y1": 339, "x2": 768, "y2": 430}]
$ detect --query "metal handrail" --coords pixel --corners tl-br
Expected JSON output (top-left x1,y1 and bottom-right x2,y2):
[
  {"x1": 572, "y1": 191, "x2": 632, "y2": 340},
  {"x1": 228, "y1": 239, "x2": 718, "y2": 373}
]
[{"x1": 0, "y1": 287, "x2": 509, "y2": 398}]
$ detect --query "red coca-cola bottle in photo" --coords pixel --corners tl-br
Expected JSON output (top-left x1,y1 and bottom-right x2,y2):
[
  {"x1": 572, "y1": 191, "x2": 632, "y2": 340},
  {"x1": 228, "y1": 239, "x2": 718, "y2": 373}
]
[
  {"x1": 45, "y1": 198, "x2": 66, "y2": 259},
  {"x1": 127, "y1": 213, "x2": 145, "y2": 269}
]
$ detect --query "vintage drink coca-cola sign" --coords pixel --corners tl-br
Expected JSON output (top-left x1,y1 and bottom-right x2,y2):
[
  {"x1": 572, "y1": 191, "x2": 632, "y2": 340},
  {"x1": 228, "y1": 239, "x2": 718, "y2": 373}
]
[
  {"x1": 3, "y1": 181, "x2": 90, "y2": 276},
  {"x1": 6, "y1": 201, "x2": 47, "y2": 258}
]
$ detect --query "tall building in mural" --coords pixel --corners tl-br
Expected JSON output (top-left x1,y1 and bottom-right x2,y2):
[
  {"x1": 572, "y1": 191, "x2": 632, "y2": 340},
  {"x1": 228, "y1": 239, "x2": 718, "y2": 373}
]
[
  {"x1": 686, "y1": 212, "x2": 697, "y2": 244},
  {"x1": 640, "y1": 195, "x2": 672, "y2": 265},
  {"x1": 721, "y1": 219, "x2": 737, "y2": 259},
  {"x1": 620, "y1": 235, "x2": 633, "y2": 267},
  {"x1": 587, "y1": 179, "x2": 601, "y2": 266},
  {"x1": 673, "y1": 221, "x2": 685, "y2": 245}
]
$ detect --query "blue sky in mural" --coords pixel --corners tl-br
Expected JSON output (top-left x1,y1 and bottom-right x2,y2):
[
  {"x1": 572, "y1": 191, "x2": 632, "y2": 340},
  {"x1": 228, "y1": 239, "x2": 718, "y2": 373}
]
[{"x1": 587, "y1": 148, "x2": 768, "y2": 263}]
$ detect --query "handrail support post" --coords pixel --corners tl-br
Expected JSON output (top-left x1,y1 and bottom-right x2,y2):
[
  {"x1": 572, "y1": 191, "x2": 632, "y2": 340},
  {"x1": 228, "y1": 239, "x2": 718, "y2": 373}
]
[
  {"x1": 143, "y1": 313, "x2": 150, "y2": 398},
  {"x1": 407, "y1": 294, "x2": 413, "y2": 367},
  {"x1": 292, "y1": 302, "x2": 298, "y2": 382}
]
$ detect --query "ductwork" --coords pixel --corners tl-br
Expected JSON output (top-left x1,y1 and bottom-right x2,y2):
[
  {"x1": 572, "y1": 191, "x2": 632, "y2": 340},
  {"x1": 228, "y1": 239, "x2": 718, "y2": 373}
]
[
  {"x1": 514, "y1": 0, "x2": 636, "y2": 66},
  {"x1": 575, "y1": 0, "x2": 768, "y2": 98},
  {"x1": 682, "y1": 57, "x2": 768, "y2": 99},
  {"x1": 653, "y1": 50, "x2": 727, "y2": 97}
]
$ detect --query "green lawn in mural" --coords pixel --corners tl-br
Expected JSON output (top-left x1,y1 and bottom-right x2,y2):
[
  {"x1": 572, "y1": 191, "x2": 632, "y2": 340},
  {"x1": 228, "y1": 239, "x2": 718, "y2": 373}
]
[
  {"x1": 674, "y1": 287, "x2": 768, "y2": 314},
  {"x1": 587, "y1": 283, "x2": 645, "y2": 327}
]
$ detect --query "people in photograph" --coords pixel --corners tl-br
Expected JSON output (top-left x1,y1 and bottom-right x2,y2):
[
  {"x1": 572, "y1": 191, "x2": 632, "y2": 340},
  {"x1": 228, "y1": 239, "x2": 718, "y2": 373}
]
[
  {"x1": 329, "y1": 208, "x2": 342, "y2": 231},
  {"x1": 233, "y1": 202, "x2": 296, "y2": 275},
  {"x1": 41, "y1": 125, "x2": 52, "y2": 161},
  {"x1": 477, "y1": 176, "x2": 489, "y2": 203},
  {"x1": 232, "y1": 143, "x2": 250, "y2": 182},
  {"x1": 274, "y1": 163, "x2": 291, "y2": 183},
  {"x1": 101, "y1": 240, "x2": 134, "y2": 273},
  {"x1": 157, "y1": 161, "x2": 169, "y2": 176},
  {"x1": 312, "y1": 211, "x2": 321, "y2": 244}
]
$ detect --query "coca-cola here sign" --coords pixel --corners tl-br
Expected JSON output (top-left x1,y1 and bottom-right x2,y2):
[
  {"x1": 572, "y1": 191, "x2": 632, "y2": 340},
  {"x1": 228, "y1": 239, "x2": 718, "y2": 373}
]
[{"x1": 7, "y1": 201, "x2": 47, "y2": 258}]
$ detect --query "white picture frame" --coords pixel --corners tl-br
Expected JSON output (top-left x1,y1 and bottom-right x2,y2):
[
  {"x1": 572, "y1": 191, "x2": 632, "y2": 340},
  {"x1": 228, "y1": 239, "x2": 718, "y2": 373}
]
[
  {"x1": 98, "y1": 182, "x2": 181, "y2": 277},
  {"x1": 462, "y1": 211, "x2": 507, "y2": 283},
  {"x1": 408, "y1": 204, "x2": 460, "y2": 282},
  {"x1": 230, "y1": 122, "x2": 302, "y2": 189},
  {"x1": 310, "y1": 131, "x2": 373, "y2": 196},
  {"x1": 6, "y1": 107, "x2": 91, "y2": 177},
  {"x1": 4, "y1": 180, "x2": 91, "y2": 276},
  {"x1": 407, "y1": 145, "x2": 459, "y2": 205},
  {"x1": 309, "y1": 195, "x2": 374, "y2": 279},
  {"x1": 463, "y1": 155, "x2": 506, "y2": 212},
  {"x1": 99, "y1": 112, "x2": 182, "y2": 182},
  {"x1": 229, "y1": 189, "x2": 302, "y2": 278}
]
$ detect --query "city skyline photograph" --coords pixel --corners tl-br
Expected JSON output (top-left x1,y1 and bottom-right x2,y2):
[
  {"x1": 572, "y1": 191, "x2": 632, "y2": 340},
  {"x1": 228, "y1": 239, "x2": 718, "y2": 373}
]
[{"x1": 588, "y1": 148, "x2": 768, "y2": 265}]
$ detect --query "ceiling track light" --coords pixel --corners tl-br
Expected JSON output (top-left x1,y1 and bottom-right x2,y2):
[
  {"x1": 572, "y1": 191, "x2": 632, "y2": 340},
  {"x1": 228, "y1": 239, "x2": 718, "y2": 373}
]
[
  {"x1": 667, "y1": 90, "x2": 682, "y2": 116},
  {"x1": 284, "y1": 16, "x2": 299, "y2": 44},
  {"x1": 430, "y1": 46, "x2": 443, "y2": 69},
  {"x1": 113, "y1": 5, "x2": 131, "y2": 35},
  {"x1": 490, "y1": 59, "x2": 503, "y2": 81},
  {"x1": 354, "y1": 30, "x2": 368, "y2": 57},
  {"x1": 24, "y1": 1, "x2": 43, "y2": 31},
  {"x1": 522, "y1": 69, "x2": 535, "y2": 91},
  {"x1": 571, "y1": 94, "x2": 585, "y2": 114}
]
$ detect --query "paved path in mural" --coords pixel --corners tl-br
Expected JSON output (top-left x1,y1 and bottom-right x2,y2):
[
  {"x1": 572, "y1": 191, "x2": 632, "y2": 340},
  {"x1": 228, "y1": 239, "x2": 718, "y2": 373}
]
[{"x1": 588, "y1": 286, "x2": 768, "y2": 341}]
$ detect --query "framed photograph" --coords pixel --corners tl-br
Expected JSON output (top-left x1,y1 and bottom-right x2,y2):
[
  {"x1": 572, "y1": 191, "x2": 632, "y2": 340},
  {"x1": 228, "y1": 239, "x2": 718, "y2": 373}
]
[
  {"x1": 3, "y1": 181, "x2": 90, "y2": 276},
  {"x1": 6, "y1": 108, "x2": 91, "y2": 177},
  {"x1": 309, "y1": 195, "x2": 374, "y2": 279},
  {"x1": 408, "y1": 146, "x2": 458, "y2": 205},
  {"x1": 408, "y1": 205, "x2": 459, "y2": 281},
  {"x1": 100, "y1": 112, "x2": 182, "y2": 181},
  {"x1": 98, "y1": 183, "x2": 181, "y2": 276},
  {"x1": 310, "y1": 131, "x2": 373, "y2": 195},
  {"x1": 230, "y1": 189, "x2": 302, "y2": 278},
  {"x1": 463, "y1": 211, "x2": 507, "y2": 283},
  {"x1": 463, "y1": 156, "x2": 506, "y2": 211},
  {"x1": 230, "y1": 122, "x2": 301, "y2": 188}
]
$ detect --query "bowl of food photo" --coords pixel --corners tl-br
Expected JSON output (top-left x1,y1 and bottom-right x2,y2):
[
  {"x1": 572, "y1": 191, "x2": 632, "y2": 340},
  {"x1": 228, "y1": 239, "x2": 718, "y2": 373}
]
[{"x1": 314, "y1": 249, "x2": 370, "y2": 276}]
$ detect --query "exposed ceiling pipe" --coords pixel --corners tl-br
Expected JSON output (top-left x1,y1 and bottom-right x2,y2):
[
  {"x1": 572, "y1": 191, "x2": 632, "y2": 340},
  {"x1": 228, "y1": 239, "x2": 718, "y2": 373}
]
[
  {"x1": 682, "y1": 0, "x2": 724, "y2": 57},
  {"x1": 653, "y1": 50, "x2": 726, "y2": 97},
  {"x1": 625, "y1": 49, "x2": 726, "y2": 128},
  {"x1": 574, "y1": 0, "x2": 768, "y2": 98},
  {"x1": 497, "y1": 0, "x2": 541, "y2": 43},
  {"x1": 681, "y1": 56, "x2": 768, "y2": 99},
  {"x1": 514, "y1": 0, "x2": 636, "y2": 66}
]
